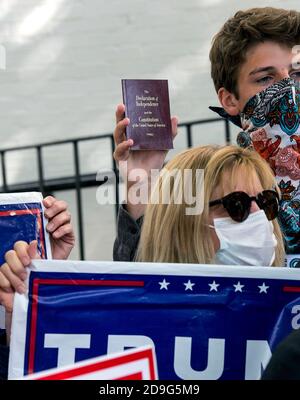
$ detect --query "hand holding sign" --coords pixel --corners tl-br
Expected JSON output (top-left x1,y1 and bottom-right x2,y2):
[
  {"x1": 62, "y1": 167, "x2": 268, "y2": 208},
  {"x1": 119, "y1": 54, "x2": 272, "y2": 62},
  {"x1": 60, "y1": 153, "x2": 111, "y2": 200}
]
[
  {"x1": 0, "y1": 194, "x2": 75, "y2": 325},
  {"x1": 0, "y1": 241, "x2": 40, "y2": 343},
  {"x1": 43, "y1": 196, "x2": 75, "y2": 260}
]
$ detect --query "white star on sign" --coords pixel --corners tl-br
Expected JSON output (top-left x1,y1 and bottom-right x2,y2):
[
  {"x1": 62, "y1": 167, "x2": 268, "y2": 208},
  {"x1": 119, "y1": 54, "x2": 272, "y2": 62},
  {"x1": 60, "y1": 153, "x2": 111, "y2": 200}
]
[
  {"x1": 184, "y1": 280, "x2": 195, "y2": 291},
  {"x1": 258, "y1": 282, "x2": 269, "y2": 293},
  {"x1": 233, "y1": 281, "x2": 244, "y2": 292},
  {"x1": 209, "y1": 280, "x2": 220, "y2": 292},
  {"x1": 159, "y1": 279, "x2": 170, "y2": 290}
]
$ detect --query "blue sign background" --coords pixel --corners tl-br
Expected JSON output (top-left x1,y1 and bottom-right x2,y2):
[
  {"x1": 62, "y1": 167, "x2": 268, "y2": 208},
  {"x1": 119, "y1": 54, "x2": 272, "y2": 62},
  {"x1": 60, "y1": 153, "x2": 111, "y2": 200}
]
[
  {"x1": 24, "y1": 270, "x2": 300, "y2": 380},
  {"x1": 0, "y1": 203, "x2": 47, "y2": 265}
]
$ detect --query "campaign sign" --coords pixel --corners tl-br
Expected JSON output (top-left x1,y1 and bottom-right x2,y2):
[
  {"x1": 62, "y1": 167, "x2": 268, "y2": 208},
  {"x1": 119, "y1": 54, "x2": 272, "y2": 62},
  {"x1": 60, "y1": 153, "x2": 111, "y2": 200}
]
[
  {"x1": 8, "y1": 260, "x2": 300, "y2": 380},
  {"x1": 22, "y1": 346, "x2": 157, "y2": 380},
  {"x1": 0, "y1": 192, "x2": 51, "y2": 329},
  {"x1": 0, "y1": 192, "x2": 51, "y2": 264}
]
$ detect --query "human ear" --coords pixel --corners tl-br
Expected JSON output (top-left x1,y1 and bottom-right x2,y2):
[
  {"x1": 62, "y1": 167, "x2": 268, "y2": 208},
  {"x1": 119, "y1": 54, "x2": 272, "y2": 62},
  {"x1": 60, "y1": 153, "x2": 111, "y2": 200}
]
[{"x1": 218, "y1": 87, "x2": 240, "y2": 116}]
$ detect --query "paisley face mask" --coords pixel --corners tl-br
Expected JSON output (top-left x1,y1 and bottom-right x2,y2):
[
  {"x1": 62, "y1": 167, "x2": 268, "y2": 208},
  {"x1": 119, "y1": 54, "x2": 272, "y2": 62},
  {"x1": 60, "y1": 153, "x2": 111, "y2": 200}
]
[{"x1": 210, "y1": 78, "x2": 300, "y2": 255}]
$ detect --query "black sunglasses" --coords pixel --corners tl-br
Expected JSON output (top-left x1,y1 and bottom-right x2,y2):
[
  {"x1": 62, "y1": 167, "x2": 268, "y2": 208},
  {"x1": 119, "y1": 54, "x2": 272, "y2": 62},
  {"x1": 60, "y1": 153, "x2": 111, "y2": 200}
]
[{"x1": 209, "y1": 190, "x2": 279, "y2": 222}]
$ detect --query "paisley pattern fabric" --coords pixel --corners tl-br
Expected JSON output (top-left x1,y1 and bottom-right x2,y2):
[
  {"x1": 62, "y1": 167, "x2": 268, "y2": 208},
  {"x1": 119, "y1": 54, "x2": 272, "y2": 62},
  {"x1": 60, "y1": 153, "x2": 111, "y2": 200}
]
[
  {"x1": 240, "y1": 78, "x2": 300, "y2": 254},
  {"x1": 242, "y1": 78, "x2": 300, "y2": 133},
  {"x1": 210, "y1": 78, "x2": 300, "y2": 255}
]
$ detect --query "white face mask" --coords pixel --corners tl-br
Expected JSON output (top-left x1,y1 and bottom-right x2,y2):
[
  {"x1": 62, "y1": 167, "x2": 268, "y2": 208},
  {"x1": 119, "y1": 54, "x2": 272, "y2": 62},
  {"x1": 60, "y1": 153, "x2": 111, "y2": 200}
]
[{"x1": 211, "y1": 210, "x2": 277, "y2": 266}]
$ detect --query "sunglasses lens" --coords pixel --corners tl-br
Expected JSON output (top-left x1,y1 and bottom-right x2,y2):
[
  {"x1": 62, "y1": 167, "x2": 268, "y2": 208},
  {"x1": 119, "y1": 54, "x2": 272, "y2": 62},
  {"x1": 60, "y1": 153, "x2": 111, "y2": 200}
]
[
  {"x1": 257, "y1": 190, "x2": 279, "y2": 220},
  {"x1": 223, "y1": 192, "x2": 251, "y2": 222}
]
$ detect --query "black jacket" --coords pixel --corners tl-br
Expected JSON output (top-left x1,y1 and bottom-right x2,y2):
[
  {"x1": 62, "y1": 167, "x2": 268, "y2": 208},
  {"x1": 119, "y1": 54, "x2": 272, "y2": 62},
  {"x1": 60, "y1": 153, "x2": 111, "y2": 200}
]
[
  {"x1": 113, "y1": 204, "x2": 143, "y2": 262},
  {"x1": 262, "y1": 329, "x2": 300, "y2": 380}
]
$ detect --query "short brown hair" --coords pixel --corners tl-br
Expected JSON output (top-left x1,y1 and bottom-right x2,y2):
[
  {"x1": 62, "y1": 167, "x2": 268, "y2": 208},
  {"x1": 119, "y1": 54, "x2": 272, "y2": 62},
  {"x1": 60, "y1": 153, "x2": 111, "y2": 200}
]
[{"x1": 209, "y1": 7, "x2": 300, "y2": 97}]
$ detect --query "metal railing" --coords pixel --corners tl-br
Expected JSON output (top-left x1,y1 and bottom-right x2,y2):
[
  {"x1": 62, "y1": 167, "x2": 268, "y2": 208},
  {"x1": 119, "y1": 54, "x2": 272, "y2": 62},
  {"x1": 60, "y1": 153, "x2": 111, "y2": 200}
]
[{"x1": 0, "y1": 117, "x2": 231, "y2": 260}]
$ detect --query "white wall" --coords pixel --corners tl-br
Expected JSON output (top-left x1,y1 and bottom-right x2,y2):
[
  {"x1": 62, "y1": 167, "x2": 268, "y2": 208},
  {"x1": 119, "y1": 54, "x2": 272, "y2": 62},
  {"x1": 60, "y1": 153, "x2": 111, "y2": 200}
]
[{"x1": 0, "y1": 0, "x2": 299, "y2": 260}]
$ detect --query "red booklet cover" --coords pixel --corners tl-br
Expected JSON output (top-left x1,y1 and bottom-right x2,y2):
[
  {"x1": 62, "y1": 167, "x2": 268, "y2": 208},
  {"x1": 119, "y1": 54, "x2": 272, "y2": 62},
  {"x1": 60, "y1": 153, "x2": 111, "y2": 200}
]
[{"x1": 122, "y1": 79, "x2": 173, "y2": 150}]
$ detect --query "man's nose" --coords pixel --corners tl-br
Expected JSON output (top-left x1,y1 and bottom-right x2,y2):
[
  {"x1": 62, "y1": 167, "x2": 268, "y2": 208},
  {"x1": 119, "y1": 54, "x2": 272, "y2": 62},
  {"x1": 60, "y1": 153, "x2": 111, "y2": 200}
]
[{"x1": 277, "y1": 69, "x2": 290, "y2": 81}]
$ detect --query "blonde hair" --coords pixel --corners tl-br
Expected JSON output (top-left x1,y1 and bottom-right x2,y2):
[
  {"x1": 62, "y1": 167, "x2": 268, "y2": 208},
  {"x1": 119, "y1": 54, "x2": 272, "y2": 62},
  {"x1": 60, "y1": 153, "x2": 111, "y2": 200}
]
[{"x1": 136, "y1": 145, "x2": 285, "y2": 266}]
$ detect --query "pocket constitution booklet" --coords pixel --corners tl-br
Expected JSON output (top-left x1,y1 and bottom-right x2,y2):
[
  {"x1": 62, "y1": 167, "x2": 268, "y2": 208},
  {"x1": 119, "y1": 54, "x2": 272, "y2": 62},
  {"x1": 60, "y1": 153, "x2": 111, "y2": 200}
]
[{"x1": 121, "y1": 79, "x2": 173, "y2": 150}]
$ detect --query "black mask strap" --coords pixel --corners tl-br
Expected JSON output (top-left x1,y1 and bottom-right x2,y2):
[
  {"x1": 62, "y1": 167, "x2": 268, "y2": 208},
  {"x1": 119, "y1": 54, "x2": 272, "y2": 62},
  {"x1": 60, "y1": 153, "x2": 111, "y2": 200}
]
[{"x1": 209, "y1": 106, "x2": 243, "y2": 129}]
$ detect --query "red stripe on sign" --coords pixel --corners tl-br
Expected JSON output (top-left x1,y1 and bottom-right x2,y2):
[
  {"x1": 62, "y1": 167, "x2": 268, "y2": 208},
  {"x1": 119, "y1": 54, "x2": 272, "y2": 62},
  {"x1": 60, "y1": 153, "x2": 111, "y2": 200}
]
[
  {"x1": 37, "y1": 279, "x2": 145, "y2": 287},
  {"x1": 28, "y1": 279, "x2": 40, "y2": 374},
  {"x1": 115, "y1": 372, "x2": 143, "y2": 380},
  {"x1": 283, "y1": 286, "x2": 300, "y2": 293},
  {"x1": 36, "y1": 211, "x2": 46, "y2": 259},
  {"x1": 37, "y1": 348, "x2": 155, "y2": 380},
  {"x1": 0, "y1": 208, "x2": 40, "y2": 217},
  {"x1": 27, "y1": 277, "x2": 145, "y2": 374}
]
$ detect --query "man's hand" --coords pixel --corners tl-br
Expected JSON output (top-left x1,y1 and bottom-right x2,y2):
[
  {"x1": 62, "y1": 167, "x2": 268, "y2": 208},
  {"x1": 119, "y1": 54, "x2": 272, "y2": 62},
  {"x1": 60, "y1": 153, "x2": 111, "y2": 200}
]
[
  {"x1": 113, "y1": 104, "x2": 178, "y2": 219},
  {"x1": 0, "y1": 240, "x2": 39, "y2": 321},
  {"x1": 43, "y1": 196, "x2": 75, "y2": 260},
  {"x1": 0, "y1": 196, "x2": 75, "y2": 314},
  {"x1": 0, "y1": 240, "x2": 40, "y2": 345}
]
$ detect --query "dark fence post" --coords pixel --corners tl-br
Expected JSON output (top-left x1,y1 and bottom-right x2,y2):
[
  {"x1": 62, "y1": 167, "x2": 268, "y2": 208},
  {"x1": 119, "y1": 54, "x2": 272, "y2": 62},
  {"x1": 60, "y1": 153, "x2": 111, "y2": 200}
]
[
  {"x1": 224, "y1": 119, "x2": 231, "y2": 145},
  {"x1": 186, "y1": 124, "x2": 192, "y2": 148},
  {"x1": 110, "y1": 135, "x2": 119, "y2": 223},
  {"x1": 37, "y1": 146, "x2": 45, "y2": 195},
  {"x1": 73, "y1": 140, "x2": 85, "y2": 260},
  {"x1": 0, "y1": 151, "x2": 7, "y2": 192}
]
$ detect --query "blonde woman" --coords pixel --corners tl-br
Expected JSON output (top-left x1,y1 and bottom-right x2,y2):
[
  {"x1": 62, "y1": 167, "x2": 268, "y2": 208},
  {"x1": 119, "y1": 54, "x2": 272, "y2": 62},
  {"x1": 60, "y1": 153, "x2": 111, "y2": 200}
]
[{"x1": 136, "y1": 145, "x2": 285, "y2": 266}]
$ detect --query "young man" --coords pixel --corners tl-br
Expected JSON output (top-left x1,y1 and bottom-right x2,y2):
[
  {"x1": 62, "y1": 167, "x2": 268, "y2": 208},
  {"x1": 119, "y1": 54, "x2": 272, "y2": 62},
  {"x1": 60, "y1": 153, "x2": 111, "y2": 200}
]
[
  {"x1": 210, "y1": 8, "x2": 300, "y2": 258},
  {"x1": 113, "y1": 7, "x2": 300, "y2": 261}
]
